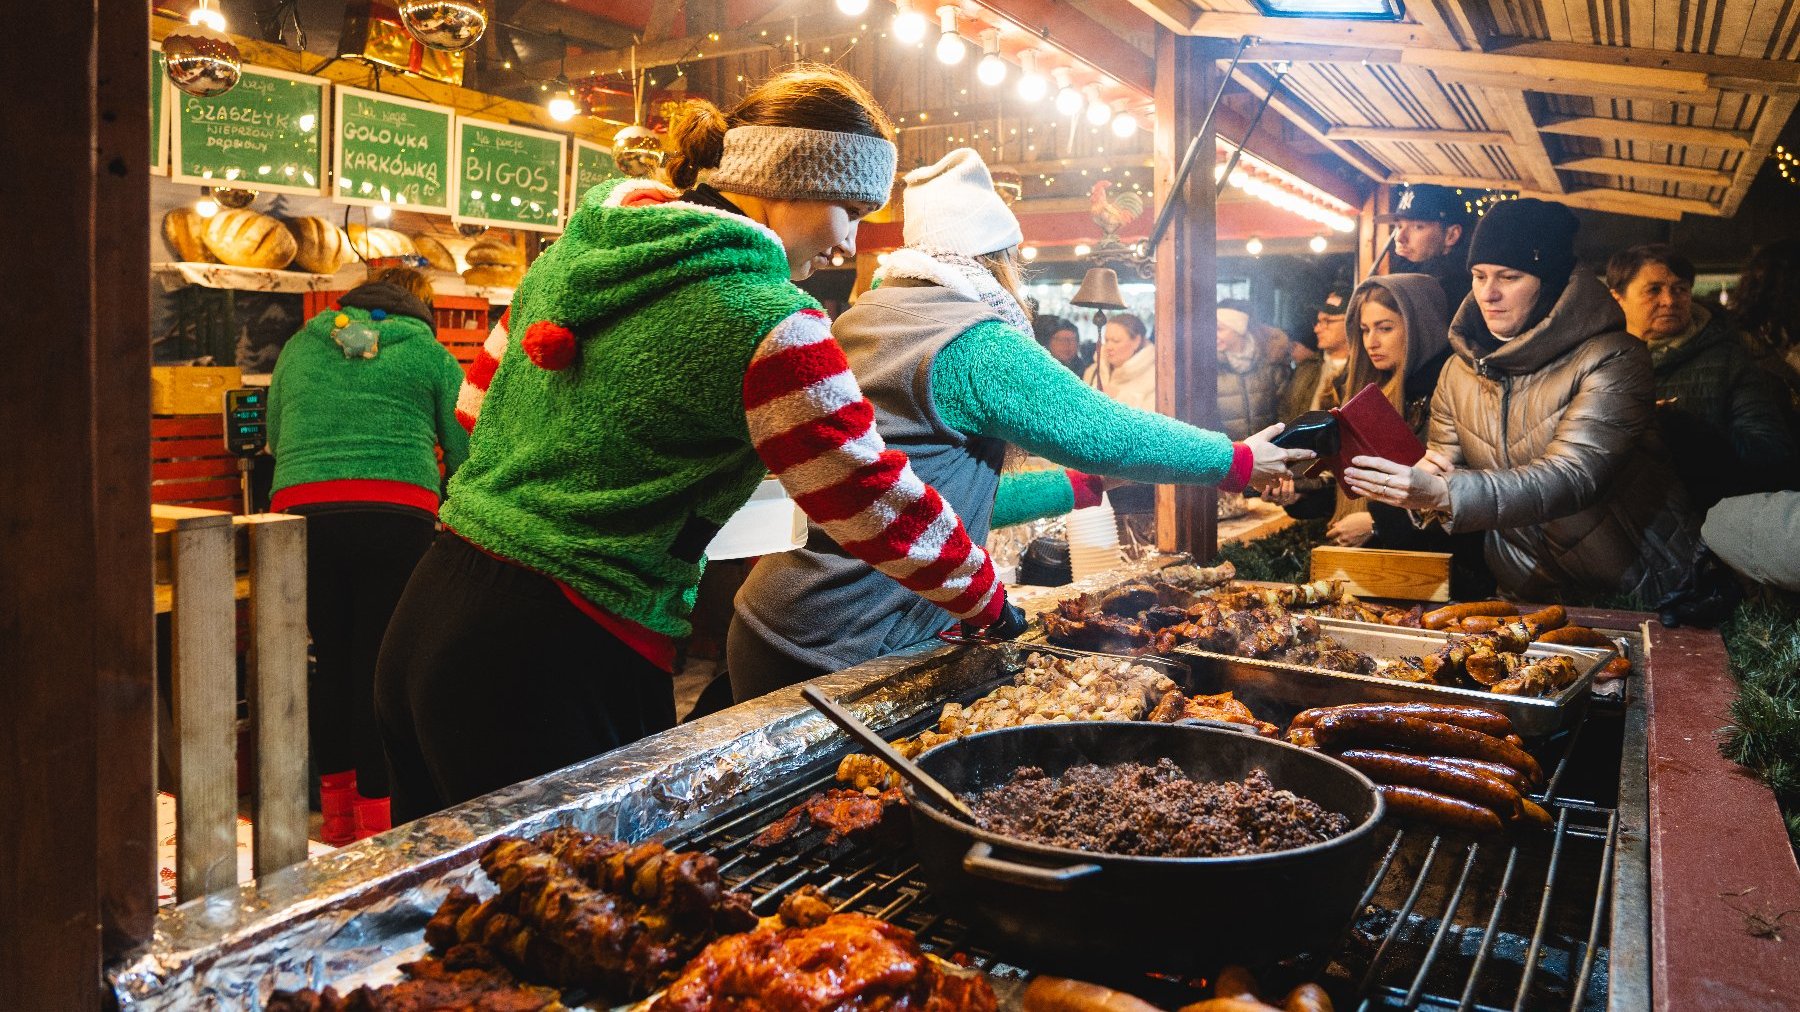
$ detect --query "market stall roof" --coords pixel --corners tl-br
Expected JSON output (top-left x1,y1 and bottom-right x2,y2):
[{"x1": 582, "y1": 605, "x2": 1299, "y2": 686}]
[{"x1": 1113, "y1": 0, "x2": 1800, "y2": 220}]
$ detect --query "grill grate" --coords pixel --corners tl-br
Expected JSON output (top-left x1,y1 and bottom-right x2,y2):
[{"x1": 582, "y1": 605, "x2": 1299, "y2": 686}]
[{"x1": 657, "y1": 696, "x2": 1626, "y2": 1011}]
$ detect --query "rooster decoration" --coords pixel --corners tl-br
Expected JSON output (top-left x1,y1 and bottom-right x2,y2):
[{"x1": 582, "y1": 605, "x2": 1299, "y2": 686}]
[{"x1": 1089, "y1": 179, "x2": 1146, "y2": 250}]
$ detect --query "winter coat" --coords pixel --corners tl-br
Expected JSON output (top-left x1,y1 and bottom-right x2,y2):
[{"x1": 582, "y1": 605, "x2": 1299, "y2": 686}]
[
  {"x1": 1431, "y1": 272, "x2": 1698, "y2": 602},
  {"x1": 1399, "y1": 245, "x2": 1472, "y2": 320},
  {"x1": 1214, "y1": 334, "x2": 1288, "y2": 440},
  {"x1": 1084, "y1": 341, "x2": 1157, "y2": 412},
  {"x1": 1702, "y1": 491, "x2": 1800, "y2": 592},
  {"x1": 1280, "y1": 355, "x2": 1323, "y2": 423},
  {"x1": 1647, "y1": 302, "x2": 1798, "y2": 506}
]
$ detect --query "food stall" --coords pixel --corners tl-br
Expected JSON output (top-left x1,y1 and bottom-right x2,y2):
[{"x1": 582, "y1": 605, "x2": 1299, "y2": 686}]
[{"x1": 11, "y1": 1, "x2": 1800, "y2": 1010}]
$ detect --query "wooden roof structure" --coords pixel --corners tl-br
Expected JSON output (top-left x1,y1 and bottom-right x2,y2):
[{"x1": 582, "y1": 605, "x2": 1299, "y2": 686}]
[{"x1": 1113, "y1": 0, "x2": 1800, "y2": 220}]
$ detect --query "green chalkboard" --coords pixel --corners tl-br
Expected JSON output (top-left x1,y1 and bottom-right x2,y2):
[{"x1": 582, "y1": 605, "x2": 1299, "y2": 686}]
[
  {"x1": 453, "y1": 118, "x2": 566, "y2": 232},
  {"x1": 171, "y1": 65, "x2": 325, "y2": 195},
  {"x1": 151, "y1": 45, "x2": 168, "y2": 175},
  {"x1": 567, "y1": 139, "x2": 619, "y2": 217},
  {"x1": 333, "y1": 86, "x2": 454, "y2": 213}
]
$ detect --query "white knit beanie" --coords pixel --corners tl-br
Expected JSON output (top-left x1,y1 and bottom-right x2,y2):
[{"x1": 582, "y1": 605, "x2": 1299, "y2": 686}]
[
  {"x1": 902, "y1": 148, "x2": 1023, "y2": 256},
  {"x1": 1217, "y1": 307, "x2": 1250, "y2": 337}
]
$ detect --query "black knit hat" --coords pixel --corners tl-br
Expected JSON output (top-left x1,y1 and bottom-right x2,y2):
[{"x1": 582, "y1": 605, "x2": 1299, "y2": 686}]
[{"x1": 1466, "y1": 197, "x2": 1579, "y2": 284}]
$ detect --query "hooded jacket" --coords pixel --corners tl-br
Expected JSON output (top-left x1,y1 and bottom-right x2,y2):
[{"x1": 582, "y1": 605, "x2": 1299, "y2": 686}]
[
  {"x1": 1213, "y1": 328, "x2": 1288, "y2": 440},
  {"x1": 1084, "y1": 340, "x2": 1157, "y2": 412},
  {"x1": 269, "y1": 281, "x2": 469, "y2": 513},
  {"x1": 1645, "y1": 301, "x2": 1798, "y2": 506},
  {"x1": 1431, "y1": 272, "x2": 1698, "y2": 601}
]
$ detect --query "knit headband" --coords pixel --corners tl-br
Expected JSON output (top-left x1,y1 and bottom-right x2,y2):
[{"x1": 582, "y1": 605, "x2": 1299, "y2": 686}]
[{"x1": 706, "y1": 125, "x2": 898, "y2": 208}]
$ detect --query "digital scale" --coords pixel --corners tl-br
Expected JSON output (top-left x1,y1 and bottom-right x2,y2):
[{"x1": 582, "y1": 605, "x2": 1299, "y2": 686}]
[{"x1": 223, "y1": 387, "x2": 267, "y2": 514}]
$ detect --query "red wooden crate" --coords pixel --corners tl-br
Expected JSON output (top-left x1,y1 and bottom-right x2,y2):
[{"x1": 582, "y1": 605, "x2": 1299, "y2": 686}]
[
  {"x1": 303, "y1": 291, "x2": 491, "y2": 364},
  {"x1": 152, "y1": 415, "x2": 240, "y2": 513}
]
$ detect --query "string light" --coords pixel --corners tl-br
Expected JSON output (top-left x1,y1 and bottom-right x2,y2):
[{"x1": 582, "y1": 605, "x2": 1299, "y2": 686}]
[
  {"x1": 977, "y1": 29, "x2": 1006, "y2": 86},
  {"x1": 1245, "y1": 236, "x2": 1264, "y2": 256},
  {"x1": 1084, "y1": 87, "x2": 1112, "y2": 127},
  {"x1": 1073, "y1": 243, "x2": 1092, "y2": 256},
  {"x1": 1017, "y1": 50, "x2": 1047, "y2": 102},
  {"x1": 835, "y1": 0, "x2": 869, "y2": 14},
  {"x1": 892, "y1": 0, "x2": 927, "y2": 44},
  {"x1": 1309, "y1": 235, "x2": 1328, "y2": 254},
  {"x1": 194, "y1": 187, "x2": 219, "y2": 218},
  {"x1": 1776, "y1": 144, "x2": 1800, "y2": 187},
  {"x1": 1111, "y1": 110, "x2": 1138, "y2": 139},
  {"x1": 934, "y1": 7, "x2": 966, "y2": 64},
  {"x1": 188, "y1": 0, "x2": 226, "y2": 31},
  {"x1": 1021, "y1": 245, "x2": 1039, "y2": 261},
  {"x1": 371, "y1": 202, "x2": 393, "y2": 221},
  {"x1": 1053, "y1": 69, "x2": 1083, "y2": 117},
  {"x1": 547, "y1": 93, "x2": 577, "y2": 121}
]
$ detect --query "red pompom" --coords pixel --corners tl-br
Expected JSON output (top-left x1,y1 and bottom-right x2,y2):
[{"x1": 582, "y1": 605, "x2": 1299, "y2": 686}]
[{"x1": 522, "y1": 320, "x2": 578, "y2": 371}]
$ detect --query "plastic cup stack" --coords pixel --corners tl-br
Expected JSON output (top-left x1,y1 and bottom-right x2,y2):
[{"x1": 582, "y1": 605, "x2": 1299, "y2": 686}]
[{"x1": 1066, "y1": 496, "x2": 1122, "y2": 582}]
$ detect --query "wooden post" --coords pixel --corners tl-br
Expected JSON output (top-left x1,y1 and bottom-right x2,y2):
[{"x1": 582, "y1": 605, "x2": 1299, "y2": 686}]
[
  {"x1": 1, "y1": 3, "x2": 154, "y2": 1006},
  {"x1": 1152, "y1": 31, "x2": 1221, "y2": 559},
  {"x1": 245, "y1": 514, "x2": 310, "y2": 875},
  {"x1": 169, "y1": 510, "x2": 238, "y2": 902}
]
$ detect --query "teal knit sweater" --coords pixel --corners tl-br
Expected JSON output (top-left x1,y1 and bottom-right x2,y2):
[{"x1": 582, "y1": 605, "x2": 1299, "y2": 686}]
[{"x1": 268, "y1": 299, "x2": 468, "y2": 497}]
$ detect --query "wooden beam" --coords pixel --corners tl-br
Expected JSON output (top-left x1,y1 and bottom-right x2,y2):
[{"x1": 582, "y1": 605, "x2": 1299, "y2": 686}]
[
  {"x1": 541, "y1": 24, "x2": 788, "y2": 79},
  {"x1": 1186, "y1": 11, "x2": 1440, "y2": 49},
  {"x1": 1152, "y1": 28, "x2": 1220, "y2": 558},
  {"x1": 1485, "y1": 88, "x2": 1563, "y2": 193},
  {"x1": 1538, "y1": 116, "x2": 1753, "y2": 151},
  {"x1": 1120, "y1": 0, "x2": 1194, "y2": 35},
  {"x1": 1405, "y1": 48, "x2": 1709, "y2": 96},
  {"x1": 1396, "y1": 171, "x2": 1524, "y2": 190},
  {"x1": 972, "y1": 0, "x2": 1156, "y2": 96},
  {"x1": 1326, "y1": 126, "x2": 1513, "y2": 146},
  {"x1": 1230, "y1": 66, "x2": 1390, "y2": 182},
  {"x1": 1560, "y1": 187, "x2": 1721, "y2": 219},
  {"x1": 1720, "y1": 94, "x2": 1800, "y2": 217},
  {"x1": 1556, "y1": 156, "x2": 1733, "y2": 189},
  {"x1": 1431, "y1": 68, "x2": 1706, "y2": 106},
  {"x1": 1484, "y1": 39, "x2": 1800, "y2": 89}
]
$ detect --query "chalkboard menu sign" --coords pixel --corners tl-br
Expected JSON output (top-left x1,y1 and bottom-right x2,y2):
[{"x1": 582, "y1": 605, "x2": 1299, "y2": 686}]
[
  {"x1": 333, "y1": 85, "x2": 454, "y2": 213},
  {"x1": 453, "y1": 118, "x2": 566, "y2": 232},
  {"x1": 151, "y1": 44, "x2": 169, "y2": 176},
  {"x1": 171, "y1": 65, "x2": 326, "y2": 195},
  {"x1": 566, "y1": 139, "x2": 619, "y2": 218}
]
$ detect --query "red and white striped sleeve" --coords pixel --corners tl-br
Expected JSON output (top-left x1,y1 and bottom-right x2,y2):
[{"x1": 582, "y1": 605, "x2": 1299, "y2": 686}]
[
  {"x1": 745, "y1": 308, "x2": 1007, "y2": 626},
  {"x1": 455, "y1": 308, "x2": 512, "y2": 433}
]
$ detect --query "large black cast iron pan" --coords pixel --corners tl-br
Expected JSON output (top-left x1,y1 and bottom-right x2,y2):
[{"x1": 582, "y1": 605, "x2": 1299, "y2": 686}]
[{"x1": 904, "y1": 720, "x2": 1384, "y2": 972}]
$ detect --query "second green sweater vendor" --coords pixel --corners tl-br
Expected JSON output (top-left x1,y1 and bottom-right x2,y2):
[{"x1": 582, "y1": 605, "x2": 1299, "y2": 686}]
[{"x1": 728, "y1": 148, "x2": 1310, "y2": 700}]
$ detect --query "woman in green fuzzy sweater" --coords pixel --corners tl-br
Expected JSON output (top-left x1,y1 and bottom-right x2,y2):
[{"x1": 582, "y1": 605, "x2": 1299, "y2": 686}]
[
  {"x1": 267, "y1": 266, "x2": 467, "y2": 843},
  {"x1": 728, "y1": 149, "x2": 1311, "y2": 699}
]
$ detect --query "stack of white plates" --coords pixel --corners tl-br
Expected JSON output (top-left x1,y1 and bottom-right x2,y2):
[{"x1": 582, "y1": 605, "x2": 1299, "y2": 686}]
[{"x1": 1066, "y1": 498, "x2": 1122, "y2": 582}]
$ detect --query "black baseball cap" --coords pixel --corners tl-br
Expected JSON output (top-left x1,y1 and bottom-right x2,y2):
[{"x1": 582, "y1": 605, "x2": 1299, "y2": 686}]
[
  {"x1": 1375, "y1": 183, "x2": 1473, "y2": 224},
  {"x1": 1318, "y1": 285, "x2": 1352, "y2": 317}
]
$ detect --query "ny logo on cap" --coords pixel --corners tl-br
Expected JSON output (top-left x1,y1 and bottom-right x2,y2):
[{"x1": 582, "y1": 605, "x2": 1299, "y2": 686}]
[{"x1": 1396, "y1": 190, "x2": 1416, "y2": 212}]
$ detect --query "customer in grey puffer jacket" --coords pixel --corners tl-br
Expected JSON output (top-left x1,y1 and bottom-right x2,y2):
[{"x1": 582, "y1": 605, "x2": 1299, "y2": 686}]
[{"x1": 1343, "y1": 198, "x2": 1698, "y2": 603}]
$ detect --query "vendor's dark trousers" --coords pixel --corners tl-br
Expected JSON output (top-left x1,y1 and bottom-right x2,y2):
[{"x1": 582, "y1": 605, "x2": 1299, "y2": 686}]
[
  {"x1": 374, "y1": 532, "x2": 676, "y2": 823},
  {"x1": 725, "y1": 617, "x2": 829, "y2": 704},
  {"x1": 291, "y1": 504, "x2": 437, "y2": 798}
]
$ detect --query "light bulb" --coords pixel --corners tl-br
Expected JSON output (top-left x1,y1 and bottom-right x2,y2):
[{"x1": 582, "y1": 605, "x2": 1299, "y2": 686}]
[
  {"x1": 1021, "y1": 245, "x2": 1038, "y2": 261},
  {"x1": 194, "y1": 190, "x2": 219, "y2": 218},
  {"x1": 1016, "y1": 50, "x2": 1048, "y2": 102},
  {"x1": 1245, "y1": 236, "x2": 1263, "y2": 256},
  {"x1": 1086, "y1": 90, "x2": 1113, "y2": 127},
  {"x1": 934, "y1": 8, "x2": 965, "y2": 64},
  {"x1": 836, "y1": 0, "x2": 869, "y2": 13},
  {"x1": 1229, "y1": 170, "x2": 1248, "y2": 188},
  {"x1": 1073, "y1": 243, "x2": 1092, "y2": 257},
  {"x1": 547, "y1": 94, "x2": 578, "y2": 121},
  {"x1": 977, "y1": 30, "x2": 1006, "y2": 86},
  {"x1": 1309, "y1": 235, "x2": 1328, "y2": 254},
  {"x1": 1053, "y1": 70, "x2": 1083, "y2": 117},
  {"x1": 830, "y1": 252, "x2": 846, "y2": 267},
  {"x1": 1332, "y1": 215, "x2": 1357, "y2": 233},
  {"x1": 188, "y1": 0, "x2": 226, "y2": 32},
  {"x1": 876, "y1": 251, "x2": 891, "y2": 266},
  {"x1": 1111, "y1": 110, "x2": 1139, "y2": 138},
  {"x1": 371, "y1": 202, "x2": 393, "y2": 222},
  {"x1": 893, "y1": 1, "x2": 927, "y2": 44}
]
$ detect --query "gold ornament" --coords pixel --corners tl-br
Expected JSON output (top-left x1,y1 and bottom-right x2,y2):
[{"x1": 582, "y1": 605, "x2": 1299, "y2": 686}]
[
  {"x1": 164, "y1": 23, "x2": 241, "y2": 98},
  {"x1": 396, "y1": 0, "x2": 489, "y2": 54},
  {"x1": 612, "y1": 125, "x2": 666, "y2": 179}
]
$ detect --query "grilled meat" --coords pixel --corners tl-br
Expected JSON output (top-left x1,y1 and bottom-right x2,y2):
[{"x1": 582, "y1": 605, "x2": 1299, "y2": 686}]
[
  {"x1": 749, "y1": 787, "x2": 909, "y2": 853},
  {"x1": 1043, "y1": 601, "x2": 1161, "y2": 654},
  {"x1": 1146, "y1": 688, "x2": 1279, "y2": 737},
  {"x1": 776, "y1": 886, "x2": 839, "y2": 929},
  {"x1": 649, "y1": 913, "x2": 998, "y2": 1012},
  {"x1": 268, "y1": 944, "x2": 565, "y2": 1012}
]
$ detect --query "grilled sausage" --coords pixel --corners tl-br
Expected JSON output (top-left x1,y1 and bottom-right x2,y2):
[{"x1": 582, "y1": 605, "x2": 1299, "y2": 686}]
[
  {"x1": 1334, "y1": 749, "x2": 1521, "y2": 816},
  {"x1": 1290, "y1": 702, "x2": 1514, "y2": 738},
  {"x1": 1517, "y1": 798, "x2": 1553, "y2": 827},
  {"x1": 1537, "y1": 626, "x2": 1616, "y2": 648},
  {"x1": 1521, "y1": 605, "x2": 1567, "y2": 633},
  {"x1": 1431, "y1": 756, "x2": 1536, "y2": 794},
  {"x1": 1311, "y1": 712, "x2": 1544, "y2": 785},
  {"x1": 1422, "y1": 601, "x2": 1517, "y2": 630},
  {"x1": 1285, "y1": 725, "x2": 1320, "y2": 748},
  {"x1": 1453, "y1": 614, "x2": 1504, "y2": 634},
  {"x1": 1379, "y1": 784, "x2": 1506, "y2": 833},
  {"x1": 1598, "y1": 657, "x2": 1633, "y2": 682},
  {"x1": 1024, "y1": 977, "x2": 1165, "y2": 1012},
  {"x1": 1177, "y1": 1000, "x2": 1283, "y2": 1012},
  {"x1": 1282, "y1": 984, "x2": 1334, "y2": 1012}
]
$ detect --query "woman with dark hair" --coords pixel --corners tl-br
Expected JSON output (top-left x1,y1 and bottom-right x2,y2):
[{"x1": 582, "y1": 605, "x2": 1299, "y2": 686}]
[
  {"x1": 1343, "y1": 198, "x2": 1696, "y2": 602},
  {"x1": 1033, "y1": 314, "x2": 1084, "y2": 374},
  {"x1": 375, "y1": 66, "x2": 1021, "y2": 820},
  {"x1": 268, "y1": 265, "x2": 467, "y2": 842}
]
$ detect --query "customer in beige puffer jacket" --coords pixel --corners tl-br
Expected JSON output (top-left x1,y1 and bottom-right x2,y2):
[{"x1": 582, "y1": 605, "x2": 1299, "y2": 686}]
[{"x1": 1343, "y1": 198, "x2": 1698, "y2": 603}]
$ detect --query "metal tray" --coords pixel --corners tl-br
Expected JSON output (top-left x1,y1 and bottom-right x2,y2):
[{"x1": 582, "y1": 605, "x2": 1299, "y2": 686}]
[{"x1": 1171, "y1": 617, "x2": 1613, "y2": 737}]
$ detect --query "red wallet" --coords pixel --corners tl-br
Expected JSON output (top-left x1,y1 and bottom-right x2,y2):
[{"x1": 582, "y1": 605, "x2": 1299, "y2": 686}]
[{"x1": 1330, "y1": 382, "x2": 1426, "y2": 499}]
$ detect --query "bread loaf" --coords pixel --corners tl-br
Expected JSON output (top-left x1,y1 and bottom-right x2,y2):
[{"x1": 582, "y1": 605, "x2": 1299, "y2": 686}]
[
  {"x1": 465, "y1": 233, "x2": 524, "y2": 267},
  {"x1": 463, "y1": 264, "x2": 522, "y2": 288},
  {"x1": 202, "y1": 209, "x2": 297, "y2": 269},
  {"x1": 412, "y1": 234, "x2": 457, "y2": 273},
  {"x1": 286, "y1": 216, "x2": 354, "y2": 274},
  {"x1": 162, "y1": 207, "x2": 217, "y2": 263},
  {"x1": 346, "y1": 224, "x2": 417, "y2": 260}
]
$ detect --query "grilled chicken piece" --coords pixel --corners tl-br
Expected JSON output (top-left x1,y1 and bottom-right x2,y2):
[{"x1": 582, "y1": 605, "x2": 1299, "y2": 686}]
[
  {"x1": 649, "y1": 913, "x2": 998, "y2": 1012},
  {"x1": 1147, "y1": 689, "x2": 1279, "y2": 737},
  {"x1": 777, "y1": 886, "x2": 839, "y2": 929},
  {"x1": 269, "y1": 944, "x2": 566, "y2": 1012},
  {"x1": 749, "y1": 787, "x2": 908, "y2": 853}
]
